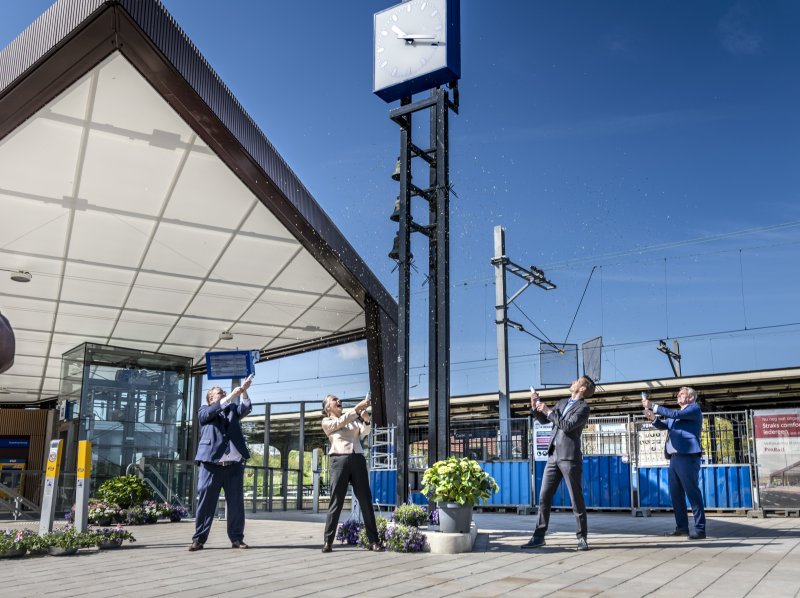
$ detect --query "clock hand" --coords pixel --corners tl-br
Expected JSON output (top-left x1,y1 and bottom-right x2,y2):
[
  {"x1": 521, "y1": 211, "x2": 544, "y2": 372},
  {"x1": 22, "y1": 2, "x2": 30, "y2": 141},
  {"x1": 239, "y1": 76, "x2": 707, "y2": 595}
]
[
  {"x1": 397, "y1": 34, "x2": 437, "y2": 41},
  {"x1": 392, "y1": 24, "x2": 437, "y2": 43}
]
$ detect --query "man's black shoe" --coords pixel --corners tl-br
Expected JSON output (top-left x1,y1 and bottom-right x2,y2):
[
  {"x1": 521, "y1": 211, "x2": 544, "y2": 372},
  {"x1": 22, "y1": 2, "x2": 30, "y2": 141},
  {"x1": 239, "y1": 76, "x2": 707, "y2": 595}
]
[
  {"x1": 521, "y1": 536, "x2": 546, "y2": 549},
  {"x1": 188, "y1": 541, "x2": 204, "y2": 552},
  {"x1": 665, "y1": 529, "x2": 689, "y2": 537},
  {"x1": 369, "y1": 543, "x2": 385, "y2": 552},
  {"x1": 321, "y1": 542, "x2": 332, "y2": 553},
  {"x1": 576, "y1": 537, "x2": 589, "y2": 551},
  {"x1": 688, "y1": 532, "x2": 707, "y2": 540},
  {"x1": 231, "y1": 541, "x2": 249, "y2": 549}
]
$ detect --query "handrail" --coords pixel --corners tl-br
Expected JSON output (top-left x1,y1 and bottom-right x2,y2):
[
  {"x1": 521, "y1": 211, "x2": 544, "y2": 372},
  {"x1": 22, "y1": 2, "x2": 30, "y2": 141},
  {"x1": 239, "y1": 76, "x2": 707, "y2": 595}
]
[
  {"x1": 143, "y1": 463, "x2": 187, "y2": 508},
  {"x1": 124, "y1": 462, "x2": 169, "y2": 503},
  {"x1": 0, "y1": 482, "x2": 40, "y2": 520}
]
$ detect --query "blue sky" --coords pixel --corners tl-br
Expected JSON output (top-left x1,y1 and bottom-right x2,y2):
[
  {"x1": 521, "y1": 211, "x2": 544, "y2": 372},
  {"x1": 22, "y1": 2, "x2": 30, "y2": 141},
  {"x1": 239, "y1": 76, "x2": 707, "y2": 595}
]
[{"x1": 2, "y1": 1, "x2": 799, "y2": 407}]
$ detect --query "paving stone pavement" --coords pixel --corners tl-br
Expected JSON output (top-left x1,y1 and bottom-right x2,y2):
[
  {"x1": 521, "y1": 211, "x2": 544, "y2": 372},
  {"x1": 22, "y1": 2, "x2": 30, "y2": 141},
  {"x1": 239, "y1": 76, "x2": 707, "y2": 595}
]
[{"x1": 2, "y1": 511, "x2": 799, "y2": 597}]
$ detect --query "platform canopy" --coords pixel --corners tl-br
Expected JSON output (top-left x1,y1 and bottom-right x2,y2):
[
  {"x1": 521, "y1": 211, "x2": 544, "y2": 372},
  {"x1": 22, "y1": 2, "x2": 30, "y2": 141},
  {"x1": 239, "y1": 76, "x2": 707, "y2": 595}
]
[{"x1": 0, "y1": 0, "x2": 397, "y2": 417}]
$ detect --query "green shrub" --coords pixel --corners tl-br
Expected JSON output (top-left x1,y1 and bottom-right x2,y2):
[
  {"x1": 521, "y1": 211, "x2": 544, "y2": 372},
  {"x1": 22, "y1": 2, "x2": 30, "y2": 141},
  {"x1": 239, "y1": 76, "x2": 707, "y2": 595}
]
[
  {"x1": 96, "y1": 475, "x2": 153, "y2": 509},
  {"x1": 392, "y1": 504, "x2": 428, "y2": 527}
]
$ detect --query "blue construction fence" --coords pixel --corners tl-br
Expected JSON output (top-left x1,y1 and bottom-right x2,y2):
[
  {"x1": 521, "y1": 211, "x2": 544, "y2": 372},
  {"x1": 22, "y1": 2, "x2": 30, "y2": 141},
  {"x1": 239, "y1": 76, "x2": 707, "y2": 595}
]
[
  {"x1": 638, "y1": 465, "x2": 753, "y2": 509},
  {"x1": 369, "y1": 462, "x2": 532, "y2": 507},
  {"x1": 370, "y1": 459, "x2": 753, "y2": 510}
]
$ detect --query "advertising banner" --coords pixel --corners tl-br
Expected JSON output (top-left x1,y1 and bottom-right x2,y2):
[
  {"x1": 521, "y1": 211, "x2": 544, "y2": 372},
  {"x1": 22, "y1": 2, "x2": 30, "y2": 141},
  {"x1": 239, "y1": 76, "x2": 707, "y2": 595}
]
[{"x1": 753, "y1": 408, "x2": 800, "y2": 509}]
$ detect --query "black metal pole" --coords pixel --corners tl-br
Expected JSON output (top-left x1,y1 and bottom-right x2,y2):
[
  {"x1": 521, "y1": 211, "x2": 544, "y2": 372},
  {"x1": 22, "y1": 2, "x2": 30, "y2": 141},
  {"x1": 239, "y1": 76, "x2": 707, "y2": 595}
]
[
  {"x1": 427, "y1": 87, "x2": 450, "y2": 465},
  {"x1": 427, "y1": 89, "x2": 439, "y2": 466},
  {"x1": 396, "y1": 97, "x2": 412, "y2": 506},
  {"x1": 435, "y1": 87, "x2": 450, "y2": 462}
]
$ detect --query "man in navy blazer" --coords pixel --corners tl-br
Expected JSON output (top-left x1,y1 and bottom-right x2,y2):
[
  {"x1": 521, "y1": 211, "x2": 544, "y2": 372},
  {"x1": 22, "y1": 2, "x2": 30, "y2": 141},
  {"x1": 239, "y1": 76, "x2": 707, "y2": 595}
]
[
  {"x1": 189, "y1": 376, "x2": 253, "y2": 551},
  {"x1": 643, "y1": 386, "x2": 706, "y2": 539},
  {"x1": 523, "y1": 375, "x2": 594, "y2": 552}
]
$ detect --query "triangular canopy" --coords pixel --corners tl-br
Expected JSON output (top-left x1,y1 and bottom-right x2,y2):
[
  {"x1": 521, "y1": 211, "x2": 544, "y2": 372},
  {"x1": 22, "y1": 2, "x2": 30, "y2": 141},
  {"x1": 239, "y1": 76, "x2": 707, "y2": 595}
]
[{"x1": 0, "y1": 0, "x2": 397, "y2": 424}]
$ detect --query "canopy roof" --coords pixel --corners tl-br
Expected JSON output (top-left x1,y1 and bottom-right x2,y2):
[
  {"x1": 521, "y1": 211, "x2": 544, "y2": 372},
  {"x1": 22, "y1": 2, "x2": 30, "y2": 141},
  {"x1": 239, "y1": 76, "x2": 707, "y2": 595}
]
[{"x1": 0, "y1": 0, "x2": 397, "y2": 406}]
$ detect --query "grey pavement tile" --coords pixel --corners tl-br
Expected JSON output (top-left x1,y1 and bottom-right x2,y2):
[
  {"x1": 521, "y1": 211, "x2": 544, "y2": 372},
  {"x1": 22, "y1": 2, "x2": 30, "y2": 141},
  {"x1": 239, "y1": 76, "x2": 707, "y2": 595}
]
[{"x1": 3, "y1": 513, "x2": 800, "y2": 597}]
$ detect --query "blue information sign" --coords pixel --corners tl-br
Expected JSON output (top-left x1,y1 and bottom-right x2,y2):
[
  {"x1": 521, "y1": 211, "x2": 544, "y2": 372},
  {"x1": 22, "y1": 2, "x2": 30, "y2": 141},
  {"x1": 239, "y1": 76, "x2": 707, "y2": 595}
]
[
  {"x1": 0, "y1": 437, "x2": 30, "y2": 448},
  {"x1": 205, "y1": 350, "x2": 259, "y2": 380}
]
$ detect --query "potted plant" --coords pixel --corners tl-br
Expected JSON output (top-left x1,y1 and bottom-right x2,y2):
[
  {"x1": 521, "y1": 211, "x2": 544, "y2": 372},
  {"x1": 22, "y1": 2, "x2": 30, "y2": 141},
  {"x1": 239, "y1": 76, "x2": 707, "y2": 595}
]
[
  {"x1": 91, "y1": 525, "x2": 136, "y2": 549},
  {"x1": 88, "y1": 500, "x2": 122, "y2": 526},
  {"x1": 336, "y1": 518, "x2": 363, "y2": 545},
  {"x1": 0, "y1": 529, "x2": 35, "y2": 558},
  {"x1": 422, "y1": 457, "x2": 499, "y2": 533},
  {"x1": 40, "y1": 526, "x2": 95, "y2": 556},
  {"x1": 392, "y1": 504, "x2": 429, "y2": 527},
  {"x1": 169, "y1": 504, "x2": 189, "y2": 523}
]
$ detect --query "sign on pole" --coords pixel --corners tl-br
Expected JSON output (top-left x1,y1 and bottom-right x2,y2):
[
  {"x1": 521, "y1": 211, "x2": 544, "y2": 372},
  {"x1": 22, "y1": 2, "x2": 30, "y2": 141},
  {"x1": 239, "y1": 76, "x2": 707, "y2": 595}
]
[
  {"x1": 39, "y1": 439, "x2": 63, "y2": 535},
  {"x1": 74, "y1": 441, "x2": 92, "y2": 532},
  {"x1": 206, "y1": 350, "x2": 259, "y2": 380}
]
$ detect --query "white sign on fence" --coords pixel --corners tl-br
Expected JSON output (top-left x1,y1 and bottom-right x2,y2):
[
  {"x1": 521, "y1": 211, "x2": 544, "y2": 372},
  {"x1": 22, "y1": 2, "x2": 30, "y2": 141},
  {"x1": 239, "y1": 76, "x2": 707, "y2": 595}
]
[
  {"x1": 637, "y1": 425, "x2": 669, "y2": 467},
  {"x1": 533, "y1": 421, "x2": 552, "y2": 462}
]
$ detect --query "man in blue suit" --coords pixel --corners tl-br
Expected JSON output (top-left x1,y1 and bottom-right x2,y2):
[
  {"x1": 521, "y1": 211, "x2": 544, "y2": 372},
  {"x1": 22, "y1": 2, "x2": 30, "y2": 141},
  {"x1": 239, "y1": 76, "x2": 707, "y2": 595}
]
[
  {"x1": 643, "y1": 386, "x2": 706, "y2": 539},
  {"x1": 189, "y1": 376, "x2": 253, "y2": 551}
]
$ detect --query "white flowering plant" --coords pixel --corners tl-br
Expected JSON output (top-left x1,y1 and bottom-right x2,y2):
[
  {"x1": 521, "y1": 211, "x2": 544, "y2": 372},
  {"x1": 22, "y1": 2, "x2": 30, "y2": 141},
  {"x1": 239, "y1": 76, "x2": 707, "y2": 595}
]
[{"x1": 421, "y1": 457, "x2": 499, "y2": 506}]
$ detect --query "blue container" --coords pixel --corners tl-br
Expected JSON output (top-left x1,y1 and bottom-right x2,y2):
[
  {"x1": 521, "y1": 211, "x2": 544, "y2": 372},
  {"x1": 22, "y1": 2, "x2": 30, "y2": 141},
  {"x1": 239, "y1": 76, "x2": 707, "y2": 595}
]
[
  {"x1": 477, "y1": 461, "x2": 531, "y2": 506},
  {"x1": 534, "y1": 455, "x2": 632, "y2": 509},
  {"x1": 370, "y1": 470, "x2": 396, "y2": 505},
  {"x1": 368, "y1": 471, "x2": 431, "y2": 507},
  {"x1": 636, "y1": 465, "x2": 753, "y2": 509},
  {"x1": 637, "y1": 466, "x2": 671, "y2": 508}
]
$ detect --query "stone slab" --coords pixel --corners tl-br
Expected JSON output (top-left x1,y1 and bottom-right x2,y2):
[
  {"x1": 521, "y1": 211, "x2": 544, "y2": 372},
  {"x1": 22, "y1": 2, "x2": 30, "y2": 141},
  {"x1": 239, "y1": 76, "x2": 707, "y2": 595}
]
[{"x1": 425, "y1": 522, "x2": 477, "y2": 553}]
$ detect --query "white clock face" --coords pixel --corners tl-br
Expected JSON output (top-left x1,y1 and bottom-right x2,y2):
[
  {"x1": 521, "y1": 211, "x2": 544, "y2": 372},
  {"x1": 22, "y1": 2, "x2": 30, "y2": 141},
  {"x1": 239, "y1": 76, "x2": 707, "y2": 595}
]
[{"x1": 374, "y1": 0, "x2": 448, "y2": 92}]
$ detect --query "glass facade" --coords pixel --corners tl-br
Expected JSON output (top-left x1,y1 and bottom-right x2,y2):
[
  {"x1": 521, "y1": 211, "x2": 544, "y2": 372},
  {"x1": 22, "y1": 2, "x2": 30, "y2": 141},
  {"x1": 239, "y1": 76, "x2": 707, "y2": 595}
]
[{"x1": 60, "y1": 343, "x2": 192, "y2": 486}]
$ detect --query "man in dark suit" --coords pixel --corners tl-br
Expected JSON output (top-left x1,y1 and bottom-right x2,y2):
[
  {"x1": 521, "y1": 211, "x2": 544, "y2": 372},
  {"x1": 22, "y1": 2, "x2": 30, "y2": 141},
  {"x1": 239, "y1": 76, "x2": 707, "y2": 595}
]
[
  {"x1": 642, "y1": 387, "x2": 706, "y2": 539},
  {"x1": 523, "y1": 375, "x2": 594, "y2": 551},
  {"x1": 189, "y1": 376, "x2": 253, "y2": 551}
]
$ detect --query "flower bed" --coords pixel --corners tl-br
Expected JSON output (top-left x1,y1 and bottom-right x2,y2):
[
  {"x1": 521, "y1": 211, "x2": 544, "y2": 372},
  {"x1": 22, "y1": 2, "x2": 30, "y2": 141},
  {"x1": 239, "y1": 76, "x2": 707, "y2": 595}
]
[
  {"x1": 336, "y1": 504, "x2": 432, "y2": 553},
  {"x1": 0, "y1": 525, "x2": 136, "y2": 558},
  {"x1": 66, "y1": 499, "x2": 187, "y2": 525}
]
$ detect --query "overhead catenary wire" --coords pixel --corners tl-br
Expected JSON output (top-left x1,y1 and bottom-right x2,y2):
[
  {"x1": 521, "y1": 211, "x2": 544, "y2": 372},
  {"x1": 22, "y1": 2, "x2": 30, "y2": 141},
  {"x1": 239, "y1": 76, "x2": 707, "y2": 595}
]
[{"x1": 562, "y1": 265, "x2": 596, "y2": 348}]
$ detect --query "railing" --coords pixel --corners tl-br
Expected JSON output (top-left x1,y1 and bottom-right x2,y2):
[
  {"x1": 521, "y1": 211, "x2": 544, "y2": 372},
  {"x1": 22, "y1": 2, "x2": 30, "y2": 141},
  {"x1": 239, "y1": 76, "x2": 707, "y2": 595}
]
[
  {"x1": 0, "y1": 481, "x2": 41, "y2": 520},
  {"x1": 132, "y1": 458, "x2": 313, "y2": 515},
  {"x1": 408, "y1": 417, "x2": 531, "y2": 465}
]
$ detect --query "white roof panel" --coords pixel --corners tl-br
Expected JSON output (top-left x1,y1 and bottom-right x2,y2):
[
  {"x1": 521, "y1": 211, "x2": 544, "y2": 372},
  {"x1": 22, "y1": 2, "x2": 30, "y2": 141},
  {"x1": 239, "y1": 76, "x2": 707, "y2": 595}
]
[{"x1": 0, "y1": 2, "x2": 395, "y2": 406}]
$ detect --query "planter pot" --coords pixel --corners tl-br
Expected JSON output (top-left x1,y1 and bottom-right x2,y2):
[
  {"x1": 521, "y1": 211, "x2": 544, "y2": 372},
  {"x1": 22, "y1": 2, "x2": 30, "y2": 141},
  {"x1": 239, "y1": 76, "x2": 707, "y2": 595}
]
[
  {"x1": 95, "y1": 516, "x2": 112, "y2": 526},
  {"x1": 169, "y1": 514, "x2": 182, "y2": 523},
  {"x1": 97, "y1": 539, "x2": 123, "y2": 550},
  {"x1": 0, "y1": 547, "x2": 27, "y2": 558},
  {"x1": 437, "y1": 502, "x2": 472, "y2": 533},
  {"x1": 48, "y1": 546, "x2": 78, "y2": 556}
]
